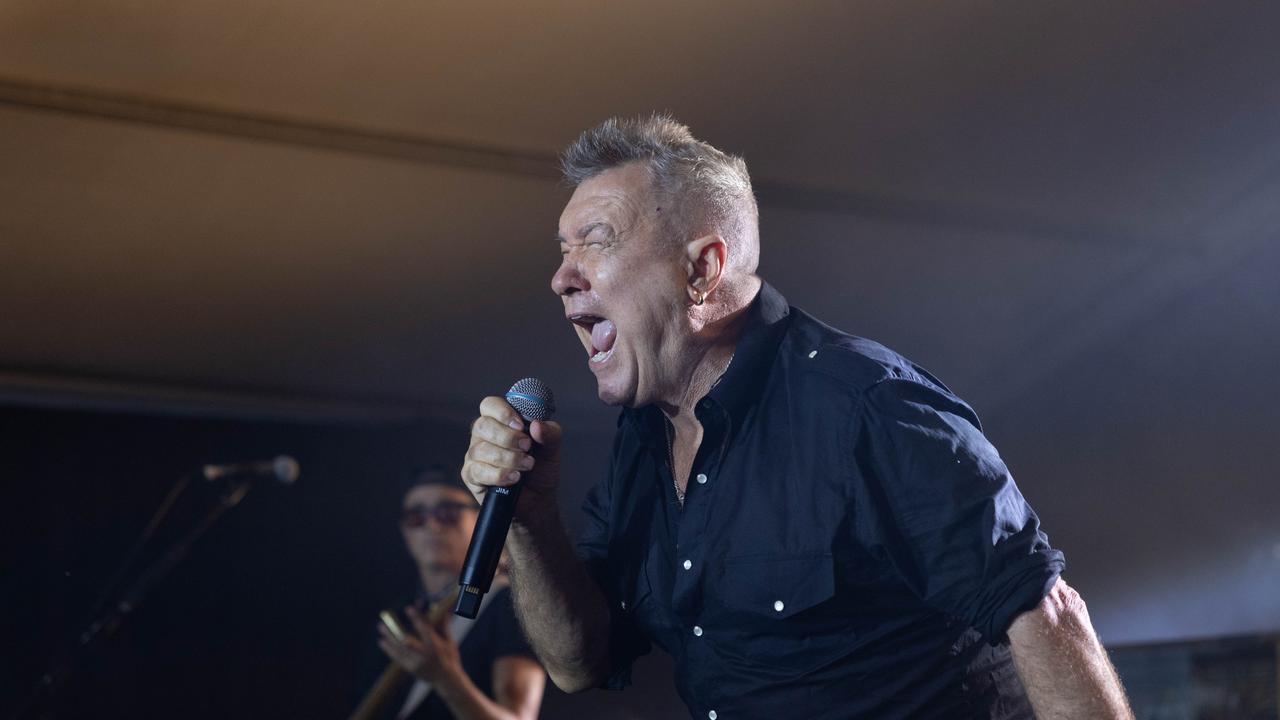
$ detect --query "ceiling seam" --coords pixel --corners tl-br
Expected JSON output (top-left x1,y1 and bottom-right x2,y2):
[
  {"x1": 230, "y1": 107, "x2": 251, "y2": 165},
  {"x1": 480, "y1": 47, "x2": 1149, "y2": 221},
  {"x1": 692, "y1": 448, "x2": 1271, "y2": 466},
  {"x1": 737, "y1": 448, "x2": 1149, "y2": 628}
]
[{"x1": 1, "y1": 74, "x2": 1172, "y2": 250}]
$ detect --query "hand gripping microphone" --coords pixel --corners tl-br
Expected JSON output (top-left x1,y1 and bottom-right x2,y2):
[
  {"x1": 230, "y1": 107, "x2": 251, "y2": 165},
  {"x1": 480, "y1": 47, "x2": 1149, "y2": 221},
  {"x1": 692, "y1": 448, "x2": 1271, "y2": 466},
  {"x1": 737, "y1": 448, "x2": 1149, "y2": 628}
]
[{"x1": 455, "y1": 378, "x2": 555, "y2": 618}]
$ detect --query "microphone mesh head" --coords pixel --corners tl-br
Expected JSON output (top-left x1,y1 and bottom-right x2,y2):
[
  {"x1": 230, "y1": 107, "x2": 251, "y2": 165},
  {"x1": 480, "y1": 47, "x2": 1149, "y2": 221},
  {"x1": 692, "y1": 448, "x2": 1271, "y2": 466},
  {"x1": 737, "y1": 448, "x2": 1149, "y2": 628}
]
[
  {"x1": 272, "y1": 455, "x2": 301, "y2": 484},
  {"x1": 506, "y1": 378, "x2": 556, "y2": 421}
]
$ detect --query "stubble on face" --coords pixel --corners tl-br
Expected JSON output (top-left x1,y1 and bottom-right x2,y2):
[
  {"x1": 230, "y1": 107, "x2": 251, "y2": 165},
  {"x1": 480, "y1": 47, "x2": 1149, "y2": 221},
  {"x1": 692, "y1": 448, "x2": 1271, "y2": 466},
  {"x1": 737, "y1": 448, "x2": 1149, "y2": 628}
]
[{"x1": 555, "y1": 164, "x2": 689, "y2": 408}]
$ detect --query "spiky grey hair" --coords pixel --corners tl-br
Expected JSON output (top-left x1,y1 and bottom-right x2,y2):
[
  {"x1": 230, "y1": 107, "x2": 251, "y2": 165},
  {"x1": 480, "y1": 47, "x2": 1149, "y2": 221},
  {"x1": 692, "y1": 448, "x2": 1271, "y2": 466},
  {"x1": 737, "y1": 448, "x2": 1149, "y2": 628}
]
[{"x1": 560, "y1": 114, "x2": 760, "y2": 276}]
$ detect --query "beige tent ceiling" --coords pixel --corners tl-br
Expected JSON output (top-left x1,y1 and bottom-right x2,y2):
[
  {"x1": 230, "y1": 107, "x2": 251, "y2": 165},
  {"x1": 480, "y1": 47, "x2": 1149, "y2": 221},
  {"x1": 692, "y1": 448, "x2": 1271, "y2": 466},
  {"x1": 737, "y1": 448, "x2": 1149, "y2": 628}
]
[{"x1": 3, "y1": 1, "x2": 1276, "y2": 421}]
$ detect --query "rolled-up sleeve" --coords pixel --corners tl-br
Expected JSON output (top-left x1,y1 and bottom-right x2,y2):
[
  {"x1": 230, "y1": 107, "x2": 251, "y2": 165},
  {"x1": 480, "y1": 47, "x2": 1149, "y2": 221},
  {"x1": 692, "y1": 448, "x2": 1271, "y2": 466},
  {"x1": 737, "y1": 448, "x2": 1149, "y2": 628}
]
[
  {"x1": 575, "y1": 451, "x2": 652, "y2": 689},
  {"x1": 858, "y1": 378, "x2": 1065, "y2": 644}
]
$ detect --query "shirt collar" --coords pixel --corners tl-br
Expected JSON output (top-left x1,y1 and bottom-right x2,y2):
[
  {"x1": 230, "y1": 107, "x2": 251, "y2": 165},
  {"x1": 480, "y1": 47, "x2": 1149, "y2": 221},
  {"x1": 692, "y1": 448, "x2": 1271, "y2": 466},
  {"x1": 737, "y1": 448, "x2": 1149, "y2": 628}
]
[
  {"x1": 705, "y1": 280, "x2": 791, "y2": 420},
  {"x1": 624, "y1": 281, "x2": 792, "y2": 444}
]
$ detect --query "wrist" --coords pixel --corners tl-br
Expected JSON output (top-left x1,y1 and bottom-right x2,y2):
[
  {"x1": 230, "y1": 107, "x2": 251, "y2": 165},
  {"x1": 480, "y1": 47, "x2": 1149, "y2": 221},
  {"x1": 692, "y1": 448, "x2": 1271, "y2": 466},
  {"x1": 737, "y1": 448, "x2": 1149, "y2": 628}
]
[
  {"x1": 430, "y1": 660, "x2": 469, "y2": 699},
  {"x1": 511, "y1": 492, "x2": 562, "y2": 535}
]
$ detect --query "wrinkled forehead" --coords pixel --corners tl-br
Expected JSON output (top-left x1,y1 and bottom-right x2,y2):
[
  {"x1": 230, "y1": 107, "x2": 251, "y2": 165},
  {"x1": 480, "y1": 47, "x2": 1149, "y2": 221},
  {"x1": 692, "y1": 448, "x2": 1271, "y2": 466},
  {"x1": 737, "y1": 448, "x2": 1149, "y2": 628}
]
[
  {"x1": 558, "y1": 162, "x2": 654, "y2": 237},
  {"x1": 402, "y1": 484, "x2": 472, "y2": 509}
]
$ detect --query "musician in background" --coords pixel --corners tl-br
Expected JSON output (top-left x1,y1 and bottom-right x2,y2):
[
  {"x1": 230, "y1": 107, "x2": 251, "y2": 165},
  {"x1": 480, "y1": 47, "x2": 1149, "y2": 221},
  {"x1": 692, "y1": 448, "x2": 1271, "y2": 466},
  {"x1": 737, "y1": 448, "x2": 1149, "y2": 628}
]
[{"x1": 371, "y1": 468, "x2": 544, "y2": 720}]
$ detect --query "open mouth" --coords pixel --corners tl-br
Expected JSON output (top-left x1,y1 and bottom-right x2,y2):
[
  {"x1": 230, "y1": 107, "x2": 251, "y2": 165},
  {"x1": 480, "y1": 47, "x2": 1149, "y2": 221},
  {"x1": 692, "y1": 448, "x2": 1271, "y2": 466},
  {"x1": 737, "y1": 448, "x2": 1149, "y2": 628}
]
[{"x1": 568, "y1": 313, "x2": 617, "y2": 364}]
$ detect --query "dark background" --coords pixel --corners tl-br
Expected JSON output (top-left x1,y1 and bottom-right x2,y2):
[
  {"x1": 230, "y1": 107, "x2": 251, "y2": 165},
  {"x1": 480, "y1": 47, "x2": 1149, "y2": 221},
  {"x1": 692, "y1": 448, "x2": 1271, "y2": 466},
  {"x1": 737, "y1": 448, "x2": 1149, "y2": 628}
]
[{"x1": 0, "y1": 407, "x2": 453, "y2": 717}]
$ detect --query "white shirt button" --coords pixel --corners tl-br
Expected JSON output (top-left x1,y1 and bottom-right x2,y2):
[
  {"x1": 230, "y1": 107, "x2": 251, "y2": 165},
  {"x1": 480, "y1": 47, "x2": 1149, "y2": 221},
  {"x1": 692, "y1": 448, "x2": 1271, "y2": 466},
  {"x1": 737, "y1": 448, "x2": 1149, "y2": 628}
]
[
  {"x1": 683, "y1": 559, "x2": 692, "y2": 570},
  {"x1": 773, "y1": 600, "x2": 785, "y2": 612},
  {"x1": 808, "y1": 350, "x2": 818, "y2": 358},
  {"x1": 693, "y1": 625, "x2": 703, "y2": 637},
  {"x1": 696, "y1": 473, "x2": 708, "y2": 484},
  {"x1": 708, "y1": 712, "x2": 717, "y2": 720}
]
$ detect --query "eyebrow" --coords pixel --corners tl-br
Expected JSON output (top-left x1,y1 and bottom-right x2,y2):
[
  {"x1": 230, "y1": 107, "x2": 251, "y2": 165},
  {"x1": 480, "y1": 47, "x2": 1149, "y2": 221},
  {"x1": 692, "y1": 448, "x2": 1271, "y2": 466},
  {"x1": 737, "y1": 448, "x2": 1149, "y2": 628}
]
[{"x1": 555, "y1": 222, "x2": 616, "y2": 244}]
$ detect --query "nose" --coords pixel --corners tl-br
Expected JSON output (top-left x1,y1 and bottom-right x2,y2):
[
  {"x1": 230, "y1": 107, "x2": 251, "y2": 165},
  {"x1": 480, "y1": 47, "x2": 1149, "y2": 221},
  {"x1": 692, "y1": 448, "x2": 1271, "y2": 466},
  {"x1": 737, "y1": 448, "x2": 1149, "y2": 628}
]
[{"x1": 551, "y1": 255, "x2": 588, "y2": 297}]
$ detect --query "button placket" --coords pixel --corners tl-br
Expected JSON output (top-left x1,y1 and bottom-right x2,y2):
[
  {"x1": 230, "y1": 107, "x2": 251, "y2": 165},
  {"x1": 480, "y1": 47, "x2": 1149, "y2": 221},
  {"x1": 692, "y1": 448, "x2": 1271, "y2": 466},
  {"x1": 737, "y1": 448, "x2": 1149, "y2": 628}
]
[{"x1": 670, "y1": 406, "x2": 725, "y2": 618}]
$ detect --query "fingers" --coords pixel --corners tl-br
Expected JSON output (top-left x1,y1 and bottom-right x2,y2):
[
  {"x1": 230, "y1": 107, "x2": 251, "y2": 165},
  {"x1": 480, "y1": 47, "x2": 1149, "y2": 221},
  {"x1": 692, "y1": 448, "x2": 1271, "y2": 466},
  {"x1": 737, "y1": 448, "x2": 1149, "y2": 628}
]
[
  {"x1": 462, "y1": 397, "x2": 563, "y2": 508},
  {"x1": 471, "y1": 414, "x2": 532, "y2": 452},
  {"x1": 462, "y1": 456, "x2": 525, "y2": 491},
  {"x1": 463, "y1": 399, "x2": 536, "y2": 496},
  {"x1": 378, "y1": 636, "x2": 412, "y2": 663},
  {"x1": 378, "y1": 637, "x2": 404, "y2": 664},
  {"x1": 479, "y1": 395, "x2": 526, "y2": 431},
  {"x1": 379, "y1": 622, "x2": 426, "y2": 651},
  {"x1": 434, "y1": 613, "x2": 452, "y2": 640},
  {"x1": 406, "y1": 606, "x2": 429, "y2": 637},
  {"x1": 378, "y1": 627, "x2": 427, "y2": 674},
  {"x1": 470, "y1": 434, "x2": 534, "y2": 471},
  {"x1": 407, "y1": 605, "x2": 452, "y2": 641},
  {"x1": 406, "y1": 606, "x2": 443, "y2": 643}
]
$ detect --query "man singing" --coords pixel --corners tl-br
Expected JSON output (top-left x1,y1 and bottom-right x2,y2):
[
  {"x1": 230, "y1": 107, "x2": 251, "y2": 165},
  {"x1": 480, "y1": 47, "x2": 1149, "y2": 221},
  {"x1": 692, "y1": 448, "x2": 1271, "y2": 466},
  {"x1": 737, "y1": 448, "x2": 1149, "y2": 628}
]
[{"x1": 461, "y1": 115, "x2": 1132, "y2": 718}]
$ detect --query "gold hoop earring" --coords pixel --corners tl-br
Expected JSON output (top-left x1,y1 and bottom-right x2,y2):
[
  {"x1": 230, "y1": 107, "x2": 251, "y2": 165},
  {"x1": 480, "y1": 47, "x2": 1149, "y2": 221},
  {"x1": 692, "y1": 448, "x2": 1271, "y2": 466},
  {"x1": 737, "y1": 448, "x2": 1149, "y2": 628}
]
[{"x1": 693, "y1": 289, "x2": 706, "y2": 306}]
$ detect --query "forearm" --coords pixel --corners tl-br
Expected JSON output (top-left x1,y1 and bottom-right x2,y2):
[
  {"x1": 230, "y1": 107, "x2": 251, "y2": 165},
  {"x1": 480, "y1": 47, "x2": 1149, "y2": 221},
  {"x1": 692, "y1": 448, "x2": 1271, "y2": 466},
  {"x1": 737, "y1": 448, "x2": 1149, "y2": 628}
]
[
  {"x1": 432, "y1": 664, "x2": 523, "y2": 720},
  {"x1": 1008, "y1": 579, "x2": 1133, "y2": 719},
  {"x1": 506, "y1": 505, "x2": 612, "y2": 693}
]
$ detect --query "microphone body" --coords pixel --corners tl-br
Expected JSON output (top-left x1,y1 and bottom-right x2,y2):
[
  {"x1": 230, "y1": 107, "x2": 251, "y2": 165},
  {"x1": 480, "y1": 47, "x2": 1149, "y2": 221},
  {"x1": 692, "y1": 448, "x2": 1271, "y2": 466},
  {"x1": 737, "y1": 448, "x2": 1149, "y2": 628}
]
[{"x1": 456, "y1": 378, "x2": 554, "y2": 618}]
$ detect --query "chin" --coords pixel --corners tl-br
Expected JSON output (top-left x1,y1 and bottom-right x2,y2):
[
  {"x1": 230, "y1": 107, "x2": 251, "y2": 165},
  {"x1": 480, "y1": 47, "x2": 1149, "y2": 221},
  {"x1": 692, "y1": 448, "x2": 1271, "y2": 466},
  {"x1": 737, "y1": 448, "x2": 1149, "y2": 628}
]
[
  {"x1": 594, "y1": 378, "x2": 637, "y2": 407},
  {"x1": 595, "y1": 386, "x2": 628, "y2": 407}
]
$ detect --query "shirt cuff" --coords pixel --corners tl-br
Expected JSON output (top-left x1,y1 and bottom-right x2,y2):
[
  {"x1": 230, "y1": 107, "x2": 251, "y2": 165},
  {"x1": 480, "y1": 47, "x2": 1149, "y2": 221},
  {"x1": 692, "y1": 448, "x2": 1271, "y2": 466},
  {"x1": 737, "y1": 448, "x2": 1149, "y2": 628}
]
[{"x1": 974, "y1": 548, "x2": 1066, "y2": 645}]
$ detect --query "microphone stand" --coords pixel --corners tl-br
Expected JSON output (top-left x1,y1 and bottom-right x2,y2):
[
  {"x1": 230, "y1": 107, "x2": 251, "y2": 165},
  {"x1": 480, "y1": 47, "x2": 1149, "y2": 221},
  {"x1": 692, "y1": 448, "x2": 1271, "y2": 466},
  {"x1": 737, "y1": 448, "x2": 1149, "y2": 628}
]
[{"x1": 11, "y1": 476, "x2": 256, "y2": 720}]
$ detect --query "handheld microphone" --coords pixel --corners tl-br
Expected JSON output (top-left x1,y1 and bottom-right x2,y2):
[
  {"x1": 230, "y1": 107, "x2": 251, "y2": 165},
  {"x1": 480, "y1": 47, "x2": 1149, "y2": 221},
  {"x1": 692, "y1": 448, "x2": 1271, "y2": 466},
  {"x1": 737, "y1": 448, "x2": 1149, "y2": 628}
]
[
  {"x1": 455, "y1": 378, "x2": 555, "y2": 618},
  {"x1": 202, "y1": 455, "x2": 300, "y2": 484}
]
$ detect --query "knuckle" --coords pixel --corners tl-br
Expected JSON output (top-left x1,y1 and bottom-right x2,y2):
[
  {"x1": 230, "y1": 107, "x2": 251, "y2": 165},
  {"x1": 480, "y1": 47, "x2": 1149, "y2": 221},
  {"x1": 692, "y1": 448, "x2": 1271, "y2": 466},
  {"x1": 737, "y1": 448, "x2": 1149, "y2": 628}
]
[
  {"x1": 480, "y1": 395, "x2": 509, "y2": 415},
  {"x1": 463, "y1": 466, "x2": 489, "y2": 486},
  {"x1": 473, "y1": 442, "x2": 496, "y2": 464},
  {"x1": 477, "y1": 417, "x2": 511, "y2": 445}
]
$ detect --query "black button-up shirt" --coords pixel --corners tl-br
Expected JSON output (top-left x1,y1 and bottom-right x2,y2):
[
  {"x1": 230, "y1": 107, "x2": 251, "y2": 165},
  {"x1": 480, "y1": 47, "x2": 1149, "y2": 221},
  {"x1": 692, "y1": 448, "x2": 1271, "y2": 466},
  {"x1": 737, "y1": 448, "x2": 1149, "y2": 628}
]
[{"x1": 577, "y1": 283, "x2": 1064, "y2": 719}]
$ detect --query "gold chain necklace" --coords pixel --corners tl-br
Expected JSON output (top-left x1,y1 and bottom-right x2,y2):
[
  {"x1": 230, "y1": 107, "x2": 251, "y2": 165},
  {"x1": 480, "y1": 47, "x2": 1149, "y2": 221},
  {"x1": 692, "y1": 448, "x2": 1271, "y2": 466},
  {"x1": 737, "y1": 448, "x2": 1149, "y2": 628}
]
[{"x1": 665, "y1": 419, "x2": 684, "y2": 505}]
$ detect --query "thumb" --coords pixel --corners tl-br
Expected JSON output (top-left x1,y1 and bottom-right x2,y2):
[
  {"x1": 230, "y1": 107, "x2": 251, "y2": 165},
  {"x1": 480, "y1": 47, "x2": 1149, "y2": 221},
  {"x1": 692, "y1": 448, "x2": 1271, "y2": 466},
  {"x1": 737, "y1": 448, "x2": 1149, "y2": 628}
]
[{"x1": 529, "y1": 420, "x2": 562, "y2": 452}]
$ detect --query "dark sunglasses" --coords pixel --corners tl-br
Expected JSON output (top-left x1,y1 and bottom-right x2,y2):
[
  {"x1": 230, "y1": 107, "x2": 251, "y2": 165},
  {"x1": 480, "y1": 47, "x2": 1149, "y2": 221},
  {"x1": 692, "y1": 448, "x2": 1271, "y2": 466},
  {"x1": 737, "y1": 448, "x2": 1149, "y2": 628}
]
[{"x1": 401, "y1": 501, "x2": 476, "y2": 528}]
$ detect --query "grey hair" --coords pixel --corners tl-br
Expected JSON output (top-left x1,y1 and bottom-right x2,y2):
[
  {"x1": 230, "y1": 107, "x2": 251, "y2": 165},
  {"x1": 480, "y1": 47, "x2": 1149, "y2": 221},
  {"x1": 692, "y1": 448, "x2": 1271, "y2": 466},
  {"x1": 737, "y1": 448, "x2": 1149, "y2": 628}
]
[{"x1": 560, "y1": 114, "x2": 760, "y2": 276}]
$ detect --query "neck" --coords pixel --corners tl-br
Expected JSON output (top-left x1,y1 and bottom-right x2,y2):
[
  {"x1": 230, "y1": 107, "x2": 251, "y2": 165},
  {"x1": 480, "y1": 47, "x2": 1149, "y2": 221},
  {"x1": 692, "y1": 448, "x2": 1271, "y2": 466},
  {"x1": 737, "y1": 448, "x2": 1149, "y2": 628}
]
[
  {"x1": 657, "y1": 291, "x2": 754, "y2": 426},
  {"x1": 417, "y1": 563, "x2": 456, "y2": 599}
]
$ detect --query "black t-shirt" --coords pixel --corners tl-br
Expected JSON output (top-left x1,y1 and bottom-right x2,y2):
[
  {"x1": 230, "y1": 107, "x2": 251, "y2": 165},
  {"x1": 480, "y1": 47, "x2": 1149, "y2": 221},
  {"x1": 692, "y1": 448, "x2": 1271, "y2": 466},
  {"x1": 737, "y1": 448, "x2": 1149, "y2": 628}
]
[
  {"x1": 577, "y1": 282, "x2": 1064, "y2": 719},
  {"x1": 359, "y1": 586, "x2": 535, "y2": 720}
]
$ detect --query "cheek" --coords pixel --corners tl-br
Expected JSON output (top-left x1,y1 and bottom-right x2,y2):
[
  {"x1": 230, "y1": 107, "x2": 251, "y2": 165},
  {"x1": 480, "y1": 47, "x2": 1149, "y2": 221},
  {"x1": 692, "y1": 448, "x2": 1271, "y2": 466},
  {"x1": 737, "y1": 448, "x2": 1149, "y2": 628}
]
[
  {"x1": 589, "y1": 257, "x2": 617, "y2": 288},
  {"x1": 458, "y1": 517, "x2": 479, "y2": 541}
]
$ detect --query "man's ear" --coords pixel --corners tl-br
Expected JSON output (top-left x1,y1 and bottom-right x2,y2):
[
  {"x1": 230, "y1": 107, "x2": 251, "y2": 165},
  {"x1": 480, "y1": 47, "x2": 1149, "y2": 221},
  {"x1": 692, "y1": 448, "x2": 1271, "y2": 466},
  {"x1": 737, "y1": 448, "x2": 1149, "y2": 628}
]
[{"x1": 685, "y1": 234, "x2": 728, "y2": 302}]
